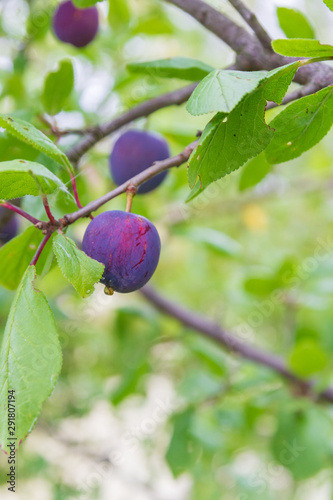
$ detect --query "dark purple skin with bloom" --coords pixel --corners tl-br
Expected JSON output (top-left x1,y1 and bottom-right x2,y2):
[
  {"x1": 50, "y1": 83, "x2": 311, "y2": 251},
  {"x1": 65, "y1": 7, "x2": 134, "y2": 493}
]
[
  {"x1": 53, "y1": 0, "x2": 99, "y2": 48},
  {"x1": 0, "y1": 208, "x2": 18, "y2": 244},
  {"x1": 110, "y1": 130, "x2": 170, "y2": 194},
  {"x1": 82, "y1": 211, "x2": 161, "y2": 293}
]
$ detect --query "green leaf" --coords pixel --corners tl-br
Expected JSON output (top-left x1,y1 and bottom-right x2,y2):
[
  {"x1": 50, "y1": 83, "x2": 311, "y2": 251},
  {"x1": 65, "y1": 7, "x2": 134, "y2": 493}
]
[
  {"x1": 277, "y1": 7, "x2": 315, "y2": 39},
  {"x1": 0, "y1": 160, "x2": 69, "y2": 199},
  {"x1": 72, "y1": 0, "x2": 103, "y2": 7},
  {"x1": 289, "y1": 340, "x2": 328, "y2": 376},
  {"x1": 0, "y1": 227, "x2": 51, "y2": 291},
  {"x1": 186, "y1": 62, "x2": 300, "y2": 116},
  {"x1": 0, "y1": 114, "x2": 73, "y2": 173},
  {"x1": 53, "y1": 234, "x2": 104, "y2": 298},
  {"x1": 166, "y1": 409, "x2": 194, "y2": 477},
  {"x1": 0, "y1": 266, "x2": 62, "y2": 453},
  {"x1": 239, "y1": 153, "x2": 271, "y2": 191},
  {"x1": 187, "y1": 63, "x2": 299, "y2": 198},
  {"x1": 271, "y1": 409, "x2": 332, "y2": 479},
  {"x1": 323, "y1": 0, "x2": 333, "y2": 11},
  {"x1": 127, "y1": 57, "x2": 215, "y2": 81},
  {"x1": 42, "y1": 60, "x2": 74, "y2": 115},
  {"x1": 265, "y1": 86, "x2": 333, "y2": 164},
  {"x1": 272, "y1": 38, "x2": 333, "y2": 57},
  {"x1": 186, "y1": 69, "x2": 266, "y2": 116},
  {"x1": 108, "y1": 0, "x2": 131, "y2": 30}
]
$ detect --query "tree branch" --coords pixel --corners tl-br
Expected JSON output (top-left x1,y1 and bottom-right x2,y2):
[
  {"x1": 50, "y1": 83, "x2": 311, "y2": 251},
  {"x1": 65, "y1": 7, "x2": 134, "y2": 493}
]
[
  {"x1": 141, "y1": 285, "x2": 333, "y2": 404},
  {"x1": 63, "y1": 141, "x2": 197, "y2": 225},
  {"x1": 227, "y1": 0, "x2": 272, "y2": 51},
  {"x1": 164, "y1": 0, "x2": 333, "y2": 86},
  {"x1": 165, "y1": 0, "x2": 264, "y2": 60}
]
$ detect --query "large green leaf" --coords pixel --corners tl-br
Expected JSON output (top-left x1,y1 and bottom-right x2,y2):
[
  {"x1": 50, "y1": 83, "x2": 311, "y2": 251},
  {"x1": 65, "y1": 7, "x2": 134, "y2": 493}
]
[
  {"x1": 277, "y1": 7, "x2": 315, "y2": 39},
  {"x1": 127, "y1": 57, "x2": 215, "y2": 81},
  {"x1": 272, "y1": 38, "x2": 333, "y2": 57},
  {"x1": 0, "y1": 114, "x2": 73, "y2": 173},
  {"x1": 42, "y1": 60, "x2": 74, "y2": 115},
  {"x1": 0, "y1": 266, "x2": 62, "y2": 454},
  {"x1": 186, "y1": 62, "x2": 305, "y2": 199},
  {"x1": 186, "y1": 62, "x2": 300, "y2": 116},
  {"x1": 53, "y1": 234, "x2": 104, "y2": 298},
  {"x1": 265, "y1": 86, "x2": 333, "y2": 164},
  {"x1": 0, "y1": 160, "x2": 69, "y2": 199},
  {"x1": 186, "y1": 69, "x2": 266, "y2": 116},
  {"x1": 0, "y1": 227, "x2": 53, "y2": 291}
]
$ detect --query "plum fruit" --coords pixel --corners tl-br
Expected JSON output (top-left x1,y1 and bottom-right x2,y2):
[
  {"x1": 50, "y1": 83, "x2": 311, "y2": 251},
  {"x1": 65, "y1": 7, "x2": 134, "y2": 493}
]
[
  {"x1": 53, "y1": 0, "x2": 99, "y2": 48},
  {"x1": 0, "y1": 208, "x2": 18, "y2": 244},
  {"x1": 82, "y1": 210, "x2": 161, "y2": 293},
  {"x1": 110, "y1": 130, "x2": 170, "y2": 194}
]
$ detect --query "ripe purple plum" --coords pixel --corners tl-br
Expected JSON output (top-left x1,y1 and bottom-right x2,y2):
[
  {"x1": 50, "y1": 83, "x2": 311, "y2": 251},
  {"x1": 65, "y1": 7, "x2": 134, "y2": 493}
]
[
  {"x1": 0, "y1": 208, "x2": 18, "y2": 244},
  {"x1": 82, "y1": 210, "x2": 161, "y2": 293},
  {"x1": 53, "y1": 0, "x2": 99, "y2": 48},
  {"x1": 110, "y1": 130, "x2": 170, "y2": 194}
]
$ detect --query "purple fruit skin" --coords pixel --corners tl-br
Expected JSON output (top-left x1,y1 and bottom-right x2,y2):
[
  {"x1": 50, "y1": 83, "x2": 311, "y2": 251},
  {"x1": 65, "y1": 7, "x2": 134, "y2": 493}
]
[
  {"x1": 82, "y1": 211, "x2": 161, "y2": 293},
  {"x1": 0, "y1": 208, "x2": 18, "y2": 244},
  {"x1": 53, "y1": 0, "x2": 99, "y2": 48},
  {"x1": 110, "y1": 130, "x2": 170, "y2": 194}
]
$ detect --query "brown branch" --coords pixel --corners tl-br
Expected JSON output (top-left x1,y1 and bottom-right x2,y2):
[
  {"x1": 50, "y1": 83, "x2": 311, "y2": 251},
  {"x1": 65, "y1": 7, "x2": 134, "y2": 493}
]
[
  {"x1": 165, "y1": 0, "x2": 264, "y2": 60},
  {"x1": 63, "y1": 141, "x2": 197, "y2": 225},
  {"x1": 164, "y1": 0, "x2": 333, "y2": 86},
  {"x1": 227, "y1": 0, "x2": 272, "y2": 51},
  {"x1": 141, "y1": 285, "x2": 333, "y2": 404},
  {"x1": 67, "y1": 84, "x2": 197, "y2": 164}
]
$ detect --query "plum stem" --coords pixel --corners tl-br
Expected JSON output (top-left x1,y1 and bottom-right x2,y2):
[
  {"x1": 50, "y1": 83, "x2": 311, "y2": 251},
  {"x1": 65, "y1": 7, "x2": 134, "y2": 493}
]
[
  {"x1": 42, "y1": 196, "x2": 56, "y2": 223},
  {"x1": 0, "y1": 201, "x2": 41, "y2": 226},
  {"x1": 126, "y1": 184, "x2": 137, "y2": 213},
  {"x1": 30, "y1": 233, "x2": 52, "y2": 266}
]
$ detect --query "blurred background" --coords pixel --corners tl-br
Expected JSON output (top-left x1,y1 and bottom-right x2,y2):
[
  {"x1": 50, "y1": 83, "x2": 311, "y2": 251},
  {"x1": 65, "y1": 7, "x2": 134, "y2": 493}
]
[{"x1": 1, "y1": 0, "x2": 333, "y2": 498}]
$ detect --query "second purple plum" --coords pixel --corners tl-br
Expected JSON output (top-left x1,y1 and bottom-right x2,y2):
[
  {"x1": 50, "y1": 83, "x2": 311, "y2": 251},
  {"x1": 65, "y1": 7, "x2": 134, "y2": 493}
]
[{"x1": 110, "y1": 130, "x2": 170, "y2": 194}]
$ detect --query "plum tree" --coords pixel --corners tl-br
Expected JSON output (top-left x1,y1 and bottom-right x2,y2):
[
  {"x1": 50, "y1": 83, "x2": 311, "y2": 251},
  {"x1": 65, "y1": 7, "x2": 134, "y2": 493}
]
[
  {"x1": 53, "y1": 0, "x2": 99, "y2": 48},
  {"x1": 0, "y1": 208, "x2": 18, "y2": 244},
  {"x1": 82, "y1": 210, "x2": 161, "y2": 293},
  {"x1": 110, "y1": 130, "x2": 170, "y2": 194}
]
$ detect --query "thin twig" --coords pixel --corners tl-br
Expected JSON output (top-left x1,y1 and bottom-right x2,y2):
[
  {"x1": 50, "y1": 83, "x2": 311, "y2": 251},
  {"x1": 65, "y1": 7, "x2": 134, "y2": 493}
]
[
  {"x1": 141, "y1": 285, "x2": 333, "y2": 404},
  {"x1": 0, "y1": 201, "x2": 41, "y2": 226},
  {"x1": 227, "y1": 0, "x2": 272, "y2": 51},
  {"x1": 30, "y1": 233, "x2": 52, "y2": 266}
]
